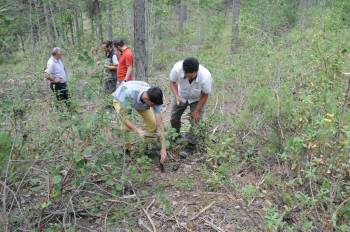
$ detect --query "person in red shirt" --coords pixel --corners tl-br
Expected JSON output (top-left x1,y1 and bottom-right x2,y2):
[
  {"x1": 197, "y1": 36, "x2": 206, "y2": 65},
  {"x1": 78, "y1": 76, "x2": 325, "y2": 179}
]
[{"x1": 113, "y1": 39, "x2": 134, "y2": 85}]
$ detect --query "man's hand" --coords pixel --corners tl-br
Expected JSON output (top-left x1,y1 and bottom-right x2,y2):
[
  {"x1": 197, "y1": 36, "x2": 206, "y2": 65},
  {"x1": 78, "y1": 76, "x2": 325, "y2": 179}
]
[
  {"x1": 96, "y1": 60, "x2": 101, "y2": 65},
  {"x1": 160, "y1": 148, "x2": 167, "y2": 164},
  {"x1": 191, "y1": 110, "x2": 200, "y2": 123},
  {"x1": 54, "y1": 77, "x2": 62, "y2": 83},
  {"x1": 136, "y1": 129, "x2": 154, "y2": 138},
  {"x1": 176, "y1": 96, "x2": 181, "y2": 105},
  {"x1": 137, "y1": 128, "x2": 147, "y2": 138}
]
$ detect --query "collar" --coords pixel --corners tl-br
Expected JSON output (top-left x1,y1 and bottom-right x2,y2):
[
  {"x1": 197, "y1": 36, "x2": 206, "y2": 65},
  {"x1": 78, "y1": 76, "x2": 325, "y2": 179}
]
[
  {"x1": 183, "y1": 72, "x2": 200, "y2": 83},
  {"x1": 52, "y1": 56, "x2": 60, "y2": 62},
  {"x1": 137, "y1": 91, "x2": 145, "y2": 104}
]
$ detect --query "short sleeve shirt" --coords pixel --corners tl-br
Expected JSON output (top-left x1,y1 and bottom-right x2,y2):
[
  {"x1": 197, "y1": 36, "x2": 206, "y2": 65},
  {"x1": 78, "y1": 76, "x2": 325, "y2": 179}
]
[
  {"x1": 45, "y1": 56, "x2": 67, "y2": 83},
  {"x1": 117, "y1": 47, "x2": 134, "y2": 81},
  {"x1": 112, "y1": 81, "x2": 161, "y2": 114},
  {"x1": 170, "y1": 60, "x2": 212, "y2": 103},
  {"x1": 112, "y1": 54, "x2": 118, "y2": 65}
]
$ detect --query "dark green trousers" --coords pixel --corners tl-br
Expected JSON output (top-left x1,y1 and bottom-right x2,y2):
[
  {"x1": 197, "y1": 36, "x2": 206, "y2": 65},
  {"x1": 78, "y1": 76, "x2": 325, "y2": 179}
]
[{"x1": 170, "y1": 99, "x2": 204, "y2": 145}]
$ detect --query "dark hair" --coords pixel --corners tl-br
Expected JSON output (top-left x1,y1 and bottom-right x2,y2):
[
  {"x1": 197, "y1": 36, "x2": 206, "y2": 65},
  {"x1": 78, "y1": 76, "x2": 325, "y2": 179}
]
[
  {"x1": 147, "y1": 87, "x2": 163, "y2": 105},
  {"x1": 183, "y1": 57, "x2": 199, "y2": 73},
  {"x1": 113, "y1": 38, "x2": 125, "y2": 47},
  {"x1": 102, "y1": 40, "x2": 113, "y2": 47}
]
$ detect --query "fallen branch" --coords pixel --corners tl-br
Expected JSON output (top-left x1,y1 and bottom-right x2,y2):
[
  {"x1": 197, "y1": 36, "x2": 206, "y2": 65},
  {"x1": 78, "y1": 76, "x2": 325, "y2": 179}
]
[
  {"x1": 138, "y1": 218, "x2": 153, "y2": 232},
  {"x1": 190, "y1": 201, "x2": 215, "y2": 221},
  {"x1": 202, "y1": 218, "x2": 225, "y2": 232},
  {"x1": 146, "y1": 198, "x2": 155, "y2": 211},
  {"x1": 142, "y1": 208, "x2": 157, "y2": 232},
  {"x1": 105, "y1": 198, "x2": 130, "y2": 205}
]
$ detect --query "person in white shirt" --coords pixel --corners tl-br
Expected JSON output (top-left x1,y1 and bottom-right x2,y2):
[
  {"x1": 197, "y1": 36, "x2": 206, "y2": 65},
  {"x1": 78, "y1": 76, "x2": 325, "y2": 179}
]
[
  {"x1": 170, "y1": 57, "x2": 212, "y2": 158},
  {"x1": 100, "y1": 40, "x2": 118, "y2": 93},
  {"x1": 45, "y1": 47, "x2": 69, "y2": 104}
]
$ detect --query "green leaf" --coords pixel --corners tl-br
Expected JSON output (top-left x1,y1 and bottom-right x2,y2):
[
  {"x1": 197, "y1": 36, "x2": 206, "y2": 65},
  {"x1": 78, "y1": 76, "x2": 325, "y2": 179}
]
[{"x1": 53, "y1": 175, "x2": 62, "y2": 185}]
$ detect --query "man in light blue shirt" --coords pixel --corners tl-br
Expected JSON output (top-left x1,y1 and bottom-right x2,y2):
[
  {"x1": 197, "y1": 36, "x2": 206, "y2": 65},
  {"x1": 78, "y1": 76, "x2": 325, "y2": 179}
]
[{"x1": 112, "y1": 81, "x2": 167, "y2": 164}]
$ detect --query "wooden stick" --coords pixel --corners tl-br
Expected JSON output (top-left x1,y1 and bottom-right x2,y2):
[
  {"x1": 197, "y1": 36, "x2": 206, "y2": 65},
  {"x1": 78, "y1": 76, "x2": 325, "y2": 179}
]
[
  {"x1": 138, "y1": 218, "x2": 153, "y2": 232},
  {"x1": 146, "y1": 198, "x2": 155, "y2": 211},
  {"x1": 203, "y1": 218, "x2": 225, "y2": 232},
  {"x1": 190, "y1": 201, "x2": 215, "y2": 221},
  {"x1": 142, "y1": 208, "x2": 157, "y2": 232}
]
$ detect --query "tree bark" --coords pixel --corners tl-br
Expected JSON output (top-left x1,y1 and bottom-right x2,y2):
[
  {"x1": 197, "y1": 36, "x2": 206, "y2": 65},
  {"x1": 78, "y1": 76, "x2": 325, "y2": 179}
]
[
  {"x1": 69, "y1": 19, "x2": 75, "y2": 46},
  {"x1": 33, "y1": 0, "x2": 42, "y2": 43},
  {"x1": 48, "y1": 1, "x2": 59, "y2": 44},
  {"x1": 94, "y1": 0, "x2": 103, "y2": 42},
  {"x1": 74, "y1": 9, "x2": 82, "y2": 46},
  {"x1": 179, "y1": 0, "x2": 187, "y2": 33},
  {"x1": 231, "y1": 0, "x2": 241, "y2": 53},
  {"x1": 107, "y1": 0, "x2": 113, "y2": 40},
  {"x1": 28, "y1": 0, "x2": 35, "y2": 51},
  {"x1": 134, "y1": 0, "x2": 147, "y2": 81},
  {"x1": 43, "y1": 2, "x2": 53, "y2": 46}
]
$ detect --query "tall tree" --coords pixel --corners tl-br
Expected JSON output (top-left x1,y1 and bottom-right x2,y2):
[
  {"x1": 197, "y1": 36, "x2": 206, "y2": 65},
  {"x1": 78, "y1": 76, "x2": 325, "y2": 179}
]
[
  {"x1": 107, "y1": 0, "x2": 113, "y2": 40},
  {"x1": 48, "y1": 1, "x2": 59, "y2": 44},
  {"x1": 179, "y1": 0, "x2": 187, "y2": 33},
  {"x1": 134, "y1": 0, "x2": 147, "y2": 81},
  {"x1": 43, "y1": 2, "x2": 53, "y2": 46},
  {"x1": 231, "y1": 0, "x2": 240, "y2": 53},
  {"x1": 94, "y1": 0, "x2": 103, "y2": 42}
]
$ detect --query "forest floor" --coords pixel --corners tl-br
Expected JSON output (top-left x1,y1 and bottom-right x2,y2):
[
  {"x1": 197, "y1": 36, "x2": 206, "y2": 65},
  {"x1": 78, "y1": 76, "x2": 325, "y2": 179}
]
[{"x1": 1, "y1": 69, "x2": 268, "y2": 231}]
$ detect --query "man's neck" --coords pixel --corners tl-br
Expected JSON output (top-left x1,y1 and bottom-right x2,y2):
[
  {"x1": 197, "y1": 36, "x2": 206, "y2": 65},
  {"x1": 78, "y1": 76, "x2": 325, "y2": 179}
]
[{"x1": 140, "y1": 92, "x2": 146, "y2": 103}]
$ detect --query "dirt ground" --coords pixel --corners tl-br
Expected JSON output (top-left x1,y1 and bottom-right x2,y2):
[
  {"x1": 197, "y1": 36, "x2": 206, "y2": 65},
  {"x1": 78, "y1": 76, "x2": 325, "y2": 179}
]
[{"x1": 2, "y1": 72, "x2": 265, "y2": 231}]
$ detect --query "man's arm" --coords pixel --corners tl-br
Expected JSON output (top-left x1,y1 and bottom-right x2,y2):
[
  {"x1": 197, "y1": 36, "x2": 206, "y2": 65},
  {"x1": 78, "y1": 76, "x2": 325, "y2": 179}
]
[
  {"x1": 155, "y1": 113, "x2": 167, "y2": 164},
  {"x1": 192, "y1": 92, "x2": 209, "y2": 122},
  {"x1": 123, "y1": 118, "x2": 145, "y2": 136},
  {"x1": 105, "y1": 55, "x2": 118, "y2": 71},
  {"x1": 44, "y1": 71, "x2": 62, "y2": 83},
  {"x1": 125, "y1": 65, "x2": 133, "y2": 81},
  {"x1": 170, "y1": 81, "x2": 181, "y2": 105},
  {"x1": 104, "y1": 64, "x2": 117, "y2": 71}
]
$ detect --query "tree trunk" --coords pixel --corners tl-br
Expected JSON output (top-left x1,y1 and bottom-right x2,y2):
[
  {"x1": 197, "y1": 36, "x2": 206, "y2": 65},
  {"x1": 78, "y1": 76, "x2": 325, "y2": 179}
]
[
  {"x1": 107, "y1": 0, "x2": 113, "y2": 40},
  {"x1": 134, "y1": 0, "x2": 147, "y2": 81},
  {"x1": 231, "y1": 0, "x2": 240, "y2": 53},
  {"x1": 43, "y1": 2, "x2": 53, "y2": 46},
  {"x1": 158, "y1": 21, "x2": 162, "y2": 40},
  {"x1": 48, "y1": 2, "x2": 59, "y2": 44},
  {"x1": 69, "y1": 19, "x2": 75, "y2": 46},
  {"x1": 18, "y1": 34, "x2": 25, "y2": 53},
  {"x1": 28, "y1": 0, "x2": 35, "y2": 51},
  {"x1": 179, "y1": 0, "x2": 187, "y2": 33},
  {"x1": 33, "y1": 0, "x2": 42, "y2": 44},
  {"x1": 74, "y1": 10, "x2": 82, "y2": 46},
  {"x1": 90, "y1": 17, "x2": 95, "y2": 40},
  {"x1": 94, "y1": 0, "x2": 103, "y2": 42}
]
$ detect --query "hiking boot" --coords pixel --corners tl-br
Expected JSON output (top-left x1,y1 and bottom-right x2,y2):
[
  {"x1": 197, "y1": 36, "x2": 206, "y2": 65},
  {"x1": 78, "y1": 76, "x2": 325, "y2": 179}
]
[
  {"x1": 145, "y1": 149, "x2": 159, "y2": 159},
  {"x1": 173, "y1": 133, "x2": 187, "y2": 145},
  {"x1": 179, "y1": 144, "x2": 195, "y2": 159}
]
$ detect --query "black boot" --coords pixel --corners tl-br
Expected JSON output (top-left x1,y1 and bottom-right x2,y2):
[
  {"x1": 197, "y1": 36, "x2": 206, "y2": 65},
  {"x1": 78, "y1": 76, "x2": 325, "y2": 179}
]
[{"x1": 179, "y1": 143, "x2": 195, "y2": 159}]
